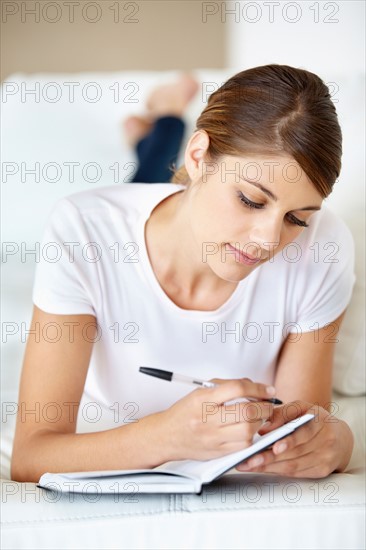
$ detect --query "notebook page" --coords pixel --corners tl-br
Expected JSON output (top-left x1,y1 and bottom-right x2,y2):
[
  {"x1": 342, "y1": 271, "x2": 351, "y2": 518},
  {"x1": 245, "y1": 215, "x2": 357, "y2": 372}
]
[
  {"x1": 39, "y1": 473, "x2": 199, "y2": 493},
  {"x1": 38, "y1": 414, "x2": 314, "y2": 491}
]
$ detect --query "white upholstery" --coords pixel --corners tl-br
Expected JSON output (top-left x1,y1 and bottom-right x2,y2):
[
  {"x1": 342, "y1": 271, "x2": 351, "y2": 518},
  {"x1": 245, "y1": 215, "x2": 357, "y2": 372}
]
[
  {"x1": 1, "y1": 391, "x2": 365, "y2": 550},
  {"x1": 1, "y1": 69, "x2": 365, "y2": 549}
]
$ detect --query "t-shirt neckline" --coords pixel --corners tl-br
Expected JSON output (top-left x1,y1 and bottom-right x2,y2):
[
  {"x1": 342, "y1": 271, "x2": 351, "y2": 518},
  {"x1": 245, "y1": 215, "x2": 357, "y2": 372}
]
[{"x1": 137, "y1": 184, "x2": 246, "y2": 318}]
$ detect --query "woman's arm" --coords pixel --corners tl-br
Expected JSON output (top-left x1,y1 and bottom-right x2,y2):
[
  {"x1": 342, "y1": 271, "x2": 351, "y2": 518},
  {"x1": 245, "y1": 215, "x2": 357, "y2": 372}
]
[
  {"x1": 10, "y1": 306, "x2": 170, "y2": 482},
  {"x1": 274, "y1": 311, "x2": 346, "y2": 409},
  {"x1": 11, "y1": 306, "x2": 276, "y2": 483},
  {"x1": 236, "y1": 310, "x2": 355, "y2": 477}
]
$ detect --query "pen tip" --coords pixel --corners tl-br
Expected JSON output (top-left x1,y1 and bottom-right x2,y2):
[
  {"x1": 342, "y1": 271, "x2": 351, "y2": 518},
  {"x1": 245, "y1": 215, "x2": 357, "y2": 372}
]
[{"x1": 272, "y1": 398, "x2": 283, "y2": 405}]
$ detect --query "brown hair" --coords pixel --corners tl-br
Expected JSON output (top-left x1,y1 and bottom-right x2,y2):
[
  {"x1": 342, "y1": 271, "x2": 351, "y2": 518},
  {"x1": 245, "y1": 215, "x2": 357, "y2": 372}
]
[{"x1": 171, "y1": 64, "x2": 342, "y2": 198}]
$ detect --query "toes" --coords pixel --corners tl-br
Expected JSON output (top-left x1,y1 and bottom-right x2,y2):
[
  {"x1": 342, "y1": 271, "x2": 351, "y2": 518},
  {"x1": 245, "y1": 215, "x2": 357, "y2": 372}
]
[{"x1": 179, "y1": 73, "x2": 200, "y2": 100}]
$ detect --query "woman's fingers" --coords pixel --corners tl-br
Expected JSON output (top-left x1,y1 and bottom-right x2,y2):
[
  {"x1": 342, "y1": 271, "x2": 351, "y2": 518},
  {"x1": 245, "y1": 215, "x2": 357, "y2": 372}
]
[
  {"x1": 238, "y1": 429, "x2": 320, "y2": 471},
  {"x1": 238, "y1": 440, "x2": 338, "y2": 479},
  {"x1": 236, "y1": 407, "x2": 341, "y2": 478},
  {"x1": 201, "y1": 400, "x2": 273, "y2": 430},
  {"x1": 271, "y1": 416, "x2": 323, "y2": 456},
  {"x1": 238, "y1": 449, "x2": 325, "y2": 477},
  {"x1": 167, "y1": 378, "x2": 277, "y2": 460},
  {"x1": 206, "y1": 377, "x2": 277, "y2": 404},
  {"x1": 218, "y1": 416, "x2": 265, "y2": 442},
  {"x1": 196, "y1": 378, "x2": 276, "y2": 433},
  {"x1": 222, "y1": 400, "x2": 348, "y2": 475},
  {"x1": 258, "y1": 400, "x2": 316, "y2": 434}
]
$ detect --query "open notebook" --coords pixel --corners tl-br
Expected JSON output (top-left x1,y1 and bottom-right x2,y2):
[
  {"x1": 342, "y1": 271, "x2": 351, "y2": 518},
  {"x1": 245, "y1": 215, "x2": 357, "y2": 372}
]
[{"x1": 37, "y1": 413, "x2": 314, "y2": 494}]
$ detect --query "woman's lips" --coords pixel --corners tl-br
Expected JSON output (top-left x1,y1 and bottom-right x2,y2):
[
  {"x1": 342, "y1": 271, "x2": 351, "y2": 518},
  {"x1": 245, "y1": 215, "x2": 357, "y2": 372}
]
[{"x1": 225, "y1": 243, "x2": 261, "y2": 265}]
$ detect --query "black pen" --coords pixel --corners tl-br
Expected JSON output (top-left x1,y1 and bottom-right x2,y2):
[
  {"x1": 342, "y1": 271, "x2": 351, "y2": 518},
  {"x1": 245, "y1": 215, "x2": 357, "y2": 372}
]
[{"x1": 139, "y1": 367, "x2": 282, "y2": 405}]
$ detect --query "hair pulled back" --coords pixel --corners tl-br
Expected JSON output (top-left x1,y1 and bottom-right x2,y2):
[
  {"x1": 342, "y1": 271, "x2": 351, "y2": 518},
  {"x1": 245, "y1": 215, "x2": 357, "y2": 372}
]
[{"x1": 172, "y1": 64, "x2": 342, "y2": 198}]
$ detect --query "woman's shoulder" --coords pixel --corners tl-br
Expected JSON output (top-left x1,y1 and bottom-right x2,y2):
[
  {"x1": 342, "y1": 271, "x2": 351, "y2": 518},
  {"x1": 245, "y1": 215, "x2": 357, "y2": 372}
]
[
  {"x1": 266, "y1": 205, "x2": 355, "y2": 278},
  {"x1": 49, "y1": 183, "x2": 185, "y2": 221},
  {"x1": 298, "y1": 204, "x2": 355, "y2": 253},
  {"x1": 277, "y1": 204, "x2": 356, "y2": 282}
]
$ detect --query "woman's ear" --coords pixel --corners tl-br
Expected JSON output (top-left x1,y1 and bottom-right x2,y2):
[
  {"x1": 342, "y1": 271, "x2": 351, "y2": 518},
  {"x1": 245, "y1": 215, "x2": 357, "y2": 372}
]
[{"x1": 184, "y1": 130, "x2": 210, "y2": 182}]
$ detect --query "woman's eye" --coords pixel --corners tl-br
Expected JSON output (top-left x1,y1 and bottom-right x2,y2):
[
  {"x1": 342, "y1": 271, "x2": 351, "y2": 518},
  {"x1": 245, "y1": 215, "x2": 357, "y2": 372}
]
[
  {"x1": 286, "y1": 214, "x2": 309, "y2": 228},
  {"x1": 237, "y1": 191, "x2": 309, "y2": 228},
  {"x1": 238, "y1": 191, "x2": 263, "y2": 209}
]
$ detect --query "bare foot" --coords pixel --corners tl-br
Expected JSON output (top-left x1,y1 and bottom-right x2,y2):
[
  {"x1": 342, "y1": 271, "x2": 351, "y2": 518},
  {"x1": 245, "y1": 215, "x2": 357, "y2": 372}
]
[
  {"x1": 123, "y1": 115, "x2": 154, "y2": 148},
  {"x1": 122, "y1": 73, "x2": 199, "y2": 147},
  {"x1": 146, "y1": 73, "x2": 199, "y2": 118}
]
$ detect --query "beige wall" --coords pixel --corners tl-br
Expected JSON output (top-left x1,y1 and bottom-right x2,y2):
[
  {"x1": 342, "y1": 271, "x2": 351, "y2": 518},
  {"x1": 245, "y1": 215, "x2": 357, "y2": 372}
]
[{"x1": 1, "y1": 0, "x2": 227, "y2": 81}]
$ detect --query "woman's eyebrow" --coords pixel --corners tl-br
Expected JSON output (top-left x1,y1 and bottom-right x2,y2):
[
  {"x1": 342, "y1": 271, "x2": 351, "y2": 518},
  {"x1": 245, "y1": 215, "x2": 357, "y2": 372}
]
[
  {"x1": 295, "y1": 205, "x2": 322, "y2": 211},
  {"x1": 240, "y1": 177, "x2": 321, "y2": 211},
  {"x1": 240, "y1": 177, "x2": 278, "y2": 201}
]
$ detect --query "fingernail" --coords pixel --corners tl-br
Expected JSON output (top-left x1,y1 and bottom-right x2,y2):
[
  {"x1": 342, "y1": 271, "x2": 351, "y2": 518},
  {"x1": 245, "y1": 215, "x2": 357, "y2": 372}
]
[
  {"x1": 250, "y1": 456, "x2": 264, "y2": 467},
  {"x1": 238, "y1": 463, "x2": 251, "y2": 471},
  {"x1": 261, "y1": 420, "x2": 272, "y2": 429},
  {"x1": 266, "y1": 386, "x2": 276, "y2": 396},
  {"x1": 276, "y1": 442, "x2": 287, "y2": 454}
]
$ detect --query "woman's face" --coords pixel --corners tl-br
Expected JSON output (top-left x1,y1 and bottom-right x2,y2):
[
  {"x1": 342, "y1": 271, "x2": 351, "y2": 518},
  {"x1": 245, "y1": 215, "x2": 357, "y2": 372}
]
[{"x1": 185, "y1": 149, "x2": 324, "y2": 283}]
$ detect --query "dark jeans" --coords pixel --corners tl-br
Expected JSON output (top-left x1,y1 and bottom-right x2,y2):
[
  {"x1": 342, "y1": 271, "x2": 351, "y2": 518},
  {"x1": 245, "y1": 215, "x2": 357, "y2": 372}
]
[{"x1": 130, "y1": 116, "x2": 185, "y2": 184}]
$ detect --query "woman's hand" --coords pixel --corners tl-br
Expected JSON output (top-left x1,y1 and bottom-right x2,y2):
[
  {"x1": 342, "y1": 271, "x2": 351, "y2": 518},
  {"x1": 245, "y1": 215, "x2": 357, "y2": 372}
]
[
  {"x1": 235, "y1": 400, "x2": 355, "y2": 478},
  {"x1": 157, "y1": 378, "x2": 276, "y2": 462}
]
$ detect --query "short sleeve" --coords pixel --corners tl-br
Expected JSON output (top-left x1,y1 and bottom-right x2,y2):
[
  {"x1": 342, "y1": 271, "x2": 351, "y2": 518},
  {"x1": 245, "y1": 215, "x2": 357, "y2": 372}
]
[
  {"x1": 32, "y1": 198, "x2": 98, "y2": 315},
  {"x1": 288, "y1": 210, "x2": 356, "y2": 333}
]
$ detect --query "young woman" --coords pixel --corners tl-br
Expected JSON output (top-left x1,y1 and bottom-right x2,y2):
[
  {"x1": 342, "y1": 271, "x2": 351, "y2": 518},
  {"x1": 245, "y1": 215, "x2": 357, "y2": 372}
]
[{"x1": 11, "y1": 65, "x2": 356, "y2": 483}]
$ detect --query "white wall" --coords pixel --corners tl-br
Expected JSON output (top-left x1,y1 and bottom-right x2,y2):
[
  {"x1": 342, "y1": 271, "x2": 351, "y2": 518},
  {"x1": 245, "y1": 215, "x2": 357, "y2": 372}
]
[{"x1": 226, "y1": 0, "x2": 364, "y2": 80}]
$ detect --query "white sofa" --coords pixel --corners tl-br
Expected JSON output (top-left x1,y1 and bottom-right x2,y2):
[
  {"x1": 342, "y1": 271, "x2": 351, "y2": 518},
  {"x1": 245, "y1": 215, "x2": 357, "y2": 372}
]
[{"x1": 1, "y1": 69, "x2": 365, "y2": 549}]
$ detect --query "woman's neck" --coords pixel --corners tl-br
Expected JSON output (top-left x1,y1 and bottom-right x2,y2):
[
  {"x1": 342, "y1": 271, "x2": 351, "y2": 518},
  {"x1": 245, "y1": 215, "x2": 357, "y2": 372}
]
[{"x1": 144, "y1": 188, "x2": 238, "y2": 307}]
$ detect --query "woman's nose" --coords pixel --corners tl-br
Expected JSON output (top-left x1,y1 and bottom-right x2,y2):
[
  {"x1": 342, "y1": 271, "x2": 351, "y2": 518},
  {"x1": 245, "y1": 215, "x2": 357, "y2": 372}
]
[{"x1": 249, "y1": 219, "x2": 282, "y2": 255}]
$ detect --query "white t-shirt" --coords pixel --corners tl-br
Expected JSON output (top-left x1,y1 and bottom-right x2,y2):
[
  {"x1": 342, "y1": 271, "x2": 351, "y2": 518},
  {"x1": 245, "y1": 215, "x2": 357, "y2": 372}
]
[{"x1": 32, "y1": 183, "x2": 356, "y2": 430}]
